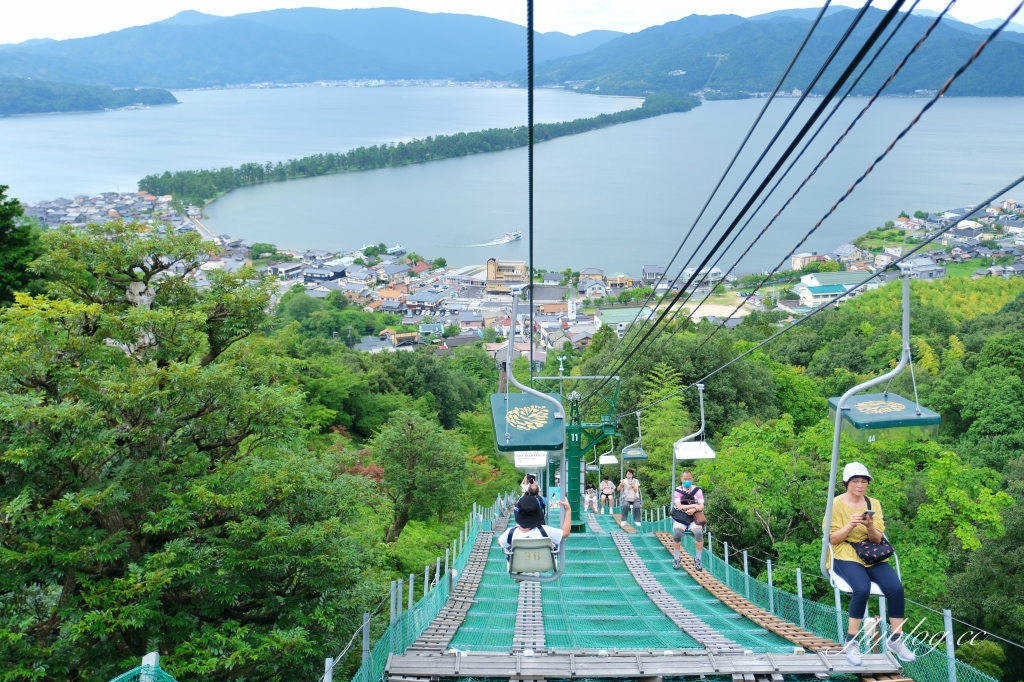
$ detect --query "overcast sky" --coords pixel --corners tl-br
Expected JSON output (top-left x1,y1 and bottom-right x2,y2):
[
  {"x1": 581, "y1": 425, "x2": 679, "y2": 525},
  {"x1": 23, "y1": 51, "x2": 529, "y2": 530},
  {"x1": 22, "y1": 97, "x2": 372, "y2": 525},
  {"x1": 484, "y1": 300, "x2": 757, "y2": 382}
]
[{"x1": 3, "y1": 1, "x2": 1022, "y2": 45}]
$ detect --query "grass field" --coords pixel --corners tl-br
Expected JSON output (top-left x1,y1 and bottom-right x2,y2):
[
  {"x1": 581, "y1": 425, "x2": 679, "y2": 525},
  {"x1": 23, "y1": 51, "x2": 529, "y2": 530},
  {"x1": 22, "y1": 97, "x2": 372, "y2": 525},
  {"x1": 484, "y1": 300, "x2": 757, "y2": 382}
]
[{"x1": 944, "y1": 258, "x2": 1005, "y2": 278}]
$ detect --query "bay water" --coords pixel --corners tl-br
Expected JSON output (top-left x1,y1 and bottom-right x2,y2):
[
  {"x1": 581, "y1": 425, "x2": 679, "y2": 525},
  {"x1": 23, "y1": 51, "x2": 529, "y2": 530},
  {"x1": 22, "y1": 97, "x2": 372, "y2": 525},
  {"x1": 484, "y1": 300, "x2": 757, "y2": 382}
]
[
  {"x1": 204, "y1": 96, "x2": 1024, "y2": 276},
  {"x1": 0, "y1": 86, "x2": 639, "y2": 202}
]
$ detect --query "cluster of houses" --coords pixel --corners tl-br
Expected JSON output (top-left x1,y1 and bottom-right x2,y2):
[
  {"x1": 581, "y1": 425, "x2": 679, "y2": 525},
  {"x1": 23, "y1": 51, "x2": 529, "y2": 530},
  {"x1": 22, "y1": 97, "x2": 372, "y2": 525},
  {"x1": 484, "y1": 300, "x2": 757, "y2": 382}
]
[
  {"x1": 783, "y1": 200, "x2": 1024, "y2": 312},
  {"x1": 20, "y1": 191, "x2": 197, "y2": 233}
]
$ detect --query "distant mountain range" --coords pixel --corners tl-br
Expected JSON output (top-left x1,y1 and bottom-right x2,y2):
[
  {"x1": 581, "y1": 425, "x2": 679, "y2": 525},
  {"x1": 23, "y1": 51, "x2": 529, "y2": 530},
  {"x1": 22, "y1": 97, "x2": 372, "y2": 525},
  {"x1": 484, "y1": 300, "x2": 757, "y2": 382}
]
[
  {"x1": 0, "y1": 6, "x2": 1022, "y2": 97},
  {"x1": 528, "y1": 7, "x2": 1024, "y2": 97},
  {"x1": 0, "y1": 8, "x2": 623, "y2": 88}
]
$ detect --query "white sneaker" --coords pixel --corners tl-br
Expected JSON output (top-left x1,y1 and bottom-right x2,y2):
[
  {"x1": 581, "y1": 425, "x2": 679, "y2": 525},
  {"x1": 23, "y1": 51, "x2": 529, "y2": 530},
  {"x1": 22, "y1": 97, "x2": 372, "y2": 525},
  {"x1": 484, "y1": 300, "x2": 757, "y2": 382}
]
[
  {"x1": 635, "y1": 521, "x2": 642, "y2": 527},
  {"x1": 887, "y1": 636, "x2": 917, "y2": 663},
  {"x1": 844, "y1": 639, "x2": 862, "y2": 667},
  {"x1": 620, "y1": 521, "x2": 626, "y2": 527}
]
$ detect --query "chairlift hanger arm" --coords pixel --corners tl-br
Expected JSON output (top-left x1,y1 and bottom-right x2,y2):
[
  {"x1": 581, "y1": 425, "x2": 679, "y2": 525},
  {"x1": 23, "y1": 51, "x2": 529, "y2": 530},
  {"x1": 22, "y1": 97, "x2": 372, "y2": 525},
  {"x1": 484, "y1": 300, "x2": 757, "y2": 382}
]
[{"x1": 819, "y1": 276, "x2": 912, "y2": 580}]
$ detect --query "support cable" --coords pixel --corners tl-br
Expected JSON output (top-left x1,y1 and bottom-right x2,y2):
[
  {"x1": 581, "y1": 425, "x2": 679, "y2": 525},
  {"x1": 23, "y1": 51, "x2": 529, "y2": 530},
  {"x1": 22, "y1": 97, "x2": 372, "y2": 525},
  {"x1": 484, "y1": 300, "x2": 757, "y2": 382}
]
[
  {"x1": 655, "y1": 0, "x2": 1018, "y2": 370},
  {"x1": 622, "y1": 172, "x2": 1024, "y2": 417},
  {"x1": 644, "y1": 0, "x2": 943, "y2": 359},
  {"x1": 527, "y1": 0, "x2": 535, "y2": 379},
  {"x1": 612, "y1": 0, "x2": 835, "y2": 339},
  {"x1": 584, "y1": 0, "x2": 904, "y2": 403}
]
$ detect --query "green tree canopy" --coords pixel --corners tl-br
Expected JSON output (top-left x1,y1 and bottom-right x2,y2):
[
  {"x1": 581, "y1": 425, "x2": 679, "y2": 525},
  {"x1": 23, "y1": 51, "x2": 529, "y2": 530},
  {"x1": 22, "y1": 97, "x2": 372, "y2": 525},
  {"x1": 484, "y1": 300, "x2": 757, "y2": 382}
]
[
  {"x1": 0, "y1": 223, "x2": 390, "y2": 680},
  {"x1": 250, "y1": 241, "x2": 277, "y2": 258},
  {"x1": 0, "y1": 185, "x2": 41, "y2": 305},
  {"x1": 373, "y1": 411, "x2": 468, "y2": 541}
]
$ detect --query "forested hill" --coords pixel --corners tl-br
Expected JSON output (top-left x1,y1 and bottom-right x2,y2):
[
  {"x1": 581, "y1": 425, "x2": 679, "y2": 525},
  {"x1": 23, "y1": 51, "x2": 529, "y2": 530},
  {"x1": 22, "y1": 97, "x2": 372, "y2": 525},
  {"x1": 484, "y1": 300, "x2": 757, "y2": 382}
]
[
  {"x1": 527, "y1": 7, "x2": 1024, "y2": 97},
  {"x1": 0, "y1": 8, "x2": 622, "y2": 88},
  {"x1": 138, "y1": 92, "x2": 697, "y2": 205},
  {"x1": 0, "y1": 77, "x2": 176, "y2": 115}
]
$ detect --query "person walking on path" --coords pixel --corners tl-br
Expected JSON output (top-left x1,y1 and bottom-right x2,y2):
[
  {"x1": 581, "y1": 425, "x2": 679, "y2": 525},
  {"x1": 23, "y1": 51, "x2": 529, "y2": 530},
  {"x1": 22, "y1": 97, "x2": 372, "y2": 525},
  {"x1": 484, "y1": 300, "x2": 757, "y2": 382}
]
[
  {"x1": 618, "y1": 469, "x2": 641, "y2": 528},
  {"x1": 825, "y1": 462, "x2": 916, "y2": 667}
]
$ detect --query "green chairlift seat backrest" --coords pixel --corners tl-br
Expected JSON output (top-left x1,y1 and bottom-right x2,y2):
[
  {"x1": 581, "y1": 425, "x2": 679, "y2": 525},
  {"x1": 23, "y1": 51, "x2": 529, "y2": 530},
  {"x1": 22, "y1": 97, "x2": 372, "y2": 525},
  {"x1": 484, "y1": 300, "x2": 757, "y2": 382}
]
[
  {"x1": 827, "y1": 392, "x2": 940, "y2": 443},
  {"x1": 621, "y1": 445, "x2": 648, "y2": 460},
  {"x1": 491, "y1": 393, "x2": 566, "y2": 452}
]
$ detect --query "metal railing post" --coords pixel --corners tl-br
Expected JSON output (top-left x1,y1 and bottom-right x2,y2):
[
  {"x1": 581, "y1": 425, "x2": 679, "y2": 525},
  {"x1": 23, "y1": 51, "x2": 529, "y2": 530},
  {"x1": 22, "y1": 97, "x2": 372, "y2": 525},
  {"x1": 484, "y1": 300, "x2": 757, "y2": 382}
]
[
  {"x1": 445, "y1": 548, "x2": 450, "y2": 578},
  {"x1": 424, "y1": 565, "x2": 430, "y2": 597},
  {"x1": 397, "y1": 579, "x2": 404, "y2": 618},
  {"x1": 408, "y1": 574, "x2": 414, "y2": 610},
  {"x1": 723, "y1": 542, "x2": 730, "y2": 588},
  {"x1": 944, "y1": 609, "x2": 957, "y2": 682},
  {"x1": 436, "y1": 558, "x2": 441, "y2": 588},
  {"x1": 362, "y1": 612, "x2": 371, "y2": 664},
  {"x1": 389, "y1": 580, "x2": 396, "y2": 623},
  {"x1": 767, "y1": 560, "x2": 775, "y2": 614},
  {"x1": 743, "y1": 551, "x2": 750, "y2": 598},
  {"x1": 796, "y1": 568, "x2": 806, "y2": 629},
  {"x1": 878, "y1": 597, "x2": 888, "y2": 643},
  {"x1": 325, "y1": 658, "x2": 334, "y2": 682},
  {"x1": 834, "y1": 587, "x2": 844, "y2": 642}
]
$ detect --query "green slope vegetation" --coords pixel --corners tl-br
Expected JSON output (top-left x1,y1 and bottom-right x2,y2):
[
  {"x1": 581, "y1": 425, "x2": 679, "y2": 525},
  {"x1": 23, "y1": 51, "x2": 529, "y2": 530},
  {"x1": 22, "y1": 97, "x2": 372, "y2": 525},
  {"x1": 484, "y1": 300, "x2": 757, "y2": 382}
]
[
  {"x1": 1, "y1": 198, "x2": 1022, "y2": 679},
  {"x1": 0, "y1": 77, "x2": 176, "y2": 115},
  {"x1": 138, "y1": 93, "x2": 698, "y2": 205}
]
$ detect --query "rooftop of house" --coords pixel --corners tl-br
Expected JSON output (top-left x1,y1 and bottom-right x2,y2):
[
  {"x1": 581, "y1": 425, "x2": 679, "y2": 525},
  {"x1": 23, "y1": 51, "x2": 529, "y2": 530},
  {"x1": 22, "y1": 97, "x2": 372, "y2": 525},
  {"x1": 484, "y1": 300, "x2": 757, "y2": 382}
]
[{"x1": 596, "y1": 306, "x2": 655, "y2": 325}]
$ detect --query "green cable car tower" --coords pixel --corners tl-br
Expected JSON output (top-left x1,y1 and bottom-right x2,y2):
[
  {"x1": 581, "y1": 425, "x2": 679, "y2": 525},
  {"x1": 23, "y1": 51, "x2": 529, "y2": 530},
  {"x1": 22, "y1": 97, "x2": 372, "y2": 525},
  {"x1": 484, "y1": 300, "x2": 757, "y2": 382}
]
[{"x1": 490, "y1": 284, "x2": 620, "y2": 533}]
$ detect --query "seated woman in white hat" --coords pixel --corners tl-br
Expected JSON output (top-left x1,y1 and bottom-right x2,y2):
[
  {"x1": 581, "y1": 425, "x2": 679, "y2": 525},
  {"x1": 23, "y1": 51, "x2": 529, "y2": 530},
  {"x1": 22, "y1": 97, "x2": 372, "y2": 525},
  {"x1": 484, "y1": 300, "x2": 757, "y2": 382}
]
[{"x1": 825, "y1": 462, "x2": 915, "y2": 666}]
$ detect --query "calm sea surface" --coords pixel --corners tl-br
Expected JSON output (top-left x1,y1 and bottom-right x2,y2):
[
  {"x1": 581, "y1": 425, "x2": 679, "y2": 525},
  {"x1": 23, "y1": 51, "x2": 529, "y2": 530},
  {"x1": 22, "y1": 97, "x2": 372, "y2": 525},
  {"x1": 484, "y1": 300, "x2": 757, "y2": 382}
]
[
  {"x1": 0, "y1": 86, "x2": 639, "y2": 202},
  {"x1": 204, "y1": 96, "x2": 1024, "y2": 276}
]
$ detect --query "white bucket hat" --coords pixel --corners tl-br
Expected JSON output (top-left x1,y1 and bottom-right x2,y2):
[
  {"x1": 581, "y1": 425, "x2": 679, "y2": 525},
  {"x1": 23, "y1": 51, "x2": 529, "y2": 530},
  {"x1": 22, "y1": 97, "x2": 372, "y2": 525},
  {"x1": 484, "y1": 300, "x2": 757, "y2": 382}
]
[{"x1": 842, "y1": 462, "x2": 872, "y2": 483}]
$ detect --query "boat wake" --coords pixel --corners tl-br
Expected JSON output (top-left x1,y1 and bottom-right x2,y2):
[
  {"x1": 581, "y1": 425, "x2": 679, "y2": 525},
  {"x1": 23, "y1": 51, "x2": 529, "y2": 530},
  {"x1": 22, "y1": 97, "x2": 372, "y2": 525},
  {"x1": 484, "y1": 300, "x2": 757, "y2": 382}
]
[
  {"x1": 457, "y1": 237, "x2": 513, "y2": 248},
  {"x1": 457, "y1": 231, "x2": 523, "y2": 248}
]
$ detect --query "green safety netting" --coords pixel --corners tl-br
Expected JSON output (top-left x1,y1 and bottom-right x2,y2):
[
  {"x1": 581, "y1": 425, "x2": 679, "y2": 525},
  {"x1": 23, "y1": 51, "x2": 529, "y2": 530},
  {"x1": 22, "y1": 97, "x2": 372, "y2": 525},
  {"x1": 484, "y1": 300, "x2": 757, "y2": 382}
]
[
  {"x1": 108, "y1": 666, "x2": 177, "y2": 682},
  {"x1": 539, "y1": 533, "x2": 701, "y2": 651},
  {"x1": 448, "y1": 541, "x2": 521, "y2": 651},
  {"x1": 692, "y1": 534, "x2": 1000, "y2": 682},
  {"x1": 628, "y1": 534, "x2": 794, "y2": 653},
  {"x1": 346, "y1": 496, "x2": 999, "y2": 682}
]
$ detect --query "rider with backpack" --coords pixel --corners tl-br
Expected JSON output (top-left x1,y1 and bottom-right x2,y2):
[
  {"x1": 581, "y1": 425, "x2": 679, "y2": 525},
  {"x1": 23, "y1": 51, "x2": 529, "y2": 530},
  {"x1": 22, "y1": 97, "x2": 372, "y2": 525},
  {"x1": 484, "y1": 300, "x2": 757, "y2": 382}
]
[
  {"x1": 670, "y1": 471, "x2": 706, "y2": 572},
  {"x1": 498, "y1": 495, "x2": 572, "y2": 558}
]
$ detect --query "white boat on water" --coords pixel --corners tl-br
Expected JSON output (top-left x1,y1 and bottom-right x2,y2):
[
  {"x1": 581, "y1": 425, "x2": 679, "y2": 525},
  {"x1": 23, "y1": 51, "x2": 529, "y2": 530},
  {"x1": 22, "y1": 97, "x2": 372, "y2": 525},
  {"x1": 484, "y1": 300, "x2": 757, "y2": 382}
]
[{"x1": 505, "y1": 231, "x2": 522, "y2": 242}]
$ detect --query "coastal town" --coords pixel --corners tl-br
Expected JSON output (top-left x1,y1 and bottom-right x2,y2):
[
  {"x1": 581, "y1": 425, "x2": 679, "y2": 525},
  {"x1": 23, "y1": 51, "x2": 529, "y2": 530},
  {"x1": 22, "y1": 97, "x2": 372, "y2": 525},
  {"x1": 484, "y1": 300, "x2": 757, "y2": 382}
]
[{"x1": 17, "y1": 192, "x2": 1024, "y2": 358}]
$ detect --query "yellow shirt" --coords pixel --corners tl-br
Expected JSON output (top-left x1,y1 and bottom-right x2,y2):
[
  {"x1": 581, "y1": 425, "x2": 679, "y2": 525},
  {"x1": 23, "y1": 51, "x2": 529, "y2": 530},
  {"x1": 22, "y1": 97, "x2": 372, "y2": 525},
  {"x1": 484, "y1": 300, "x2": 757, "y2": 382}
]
[{"x1": 824, "y1": 495, "x2": 886, "y2": 567}]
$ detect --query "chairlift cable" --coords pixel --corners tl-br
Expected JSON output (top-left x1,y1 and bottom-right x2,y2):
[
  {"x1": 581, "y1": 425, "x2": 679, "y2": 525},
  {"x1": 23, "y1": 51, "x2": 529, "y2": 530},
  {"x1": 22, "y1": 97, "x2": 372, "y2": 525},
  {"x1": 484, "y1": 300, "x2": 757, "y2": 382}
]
[
  {"x1": 528, "y1": 0, "x2": 535, "y2": 381},
  {"x1": 610, "y1": 0, "x2": 836, "y2": 340},
  {"x1": 606, "y1": 0, "x2": 853, "y2": 368},
  {"x1": 587, "y1": 0, "x2": 889, "y2": 400},
  {"x1": 620, "y1": 172, "x2": 1024, "y2": 418},
  {"x1": 641, "y1": 0, "x2": 944, "y2": 361},
  {"x1": 583, "y1": 0, "x2": 905, "y2": 404},
  {"x1": 647, "y1": 0, "x2": 1020, "y2": 376}
]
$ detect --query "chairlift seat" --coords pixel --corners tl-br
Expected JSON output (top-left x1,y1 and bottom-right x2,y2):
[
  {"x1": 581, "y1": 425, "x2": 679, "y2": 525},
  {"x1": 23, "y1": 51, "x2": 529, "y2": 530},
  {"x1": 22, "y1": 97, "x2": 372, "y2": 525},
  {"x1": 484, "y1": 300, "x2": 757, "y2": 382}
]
[
  {"x1": 826, "y1": 544, "x2": 898, "y2": 597},
  {"x1": 829, "y1": 567, "x2": 886, "y2": 597},
  {"x1": 621, "y1": 446, "x2": 648, "y2": 460},
  {"x1": 598, "y1": 454, "x2": 619, "y2": 465},
  {"x1": 674, "y1": 440, "x2": 716, "y2": 460},
  {"x1": 491, "y1": 393, "x2": 565, "y2": 452},
  {"x1": 508, "y1": 537, "x2": 564, "y2": 582}
]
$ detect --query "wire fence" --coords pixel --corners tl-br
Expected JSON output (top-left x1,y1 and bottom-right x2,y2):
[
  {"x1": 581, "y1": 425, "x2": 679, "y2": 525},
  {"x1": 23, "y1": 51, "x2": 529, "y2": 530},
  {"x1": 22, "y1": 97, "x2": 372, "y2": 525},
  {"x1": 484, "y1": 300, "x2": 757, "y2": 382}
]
[
  {"x1": 687, "y1": 533, "x2": 1002, "y2": 682},
  {"x1": 345, "y1": 494, "x2": 513, "y2": 682}
]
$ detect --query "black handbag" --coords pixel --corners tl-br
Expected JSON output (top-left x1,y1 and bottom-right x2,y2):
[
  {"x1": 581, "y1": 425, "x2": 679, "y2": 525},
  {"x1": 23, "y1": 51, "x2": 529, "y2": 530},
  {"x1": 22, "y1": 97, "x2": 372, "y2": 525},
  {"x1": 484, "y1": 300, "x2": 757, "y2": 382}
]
[{"x1": 848, "y1": 498, "x2": 894, "y2": 565}]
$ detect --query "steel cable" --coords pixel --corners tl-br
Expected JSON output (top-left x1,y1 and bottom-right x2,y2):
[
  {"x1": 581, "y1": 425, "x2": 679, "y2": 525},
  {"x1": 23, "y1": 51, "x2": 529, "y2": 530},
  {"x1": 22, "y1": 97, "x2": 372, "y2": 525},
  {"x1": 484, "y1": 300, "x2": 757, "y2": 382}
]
[
  {"x1": 584, "y1": 0, "x2": 906, "y2": 404},
  {"x1": 670, "y1": 0, "x2": 1021, "y2": 367},
  {"x1": 644, "y1": 0, "x2": 944, "y2": 360}
]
